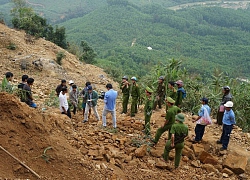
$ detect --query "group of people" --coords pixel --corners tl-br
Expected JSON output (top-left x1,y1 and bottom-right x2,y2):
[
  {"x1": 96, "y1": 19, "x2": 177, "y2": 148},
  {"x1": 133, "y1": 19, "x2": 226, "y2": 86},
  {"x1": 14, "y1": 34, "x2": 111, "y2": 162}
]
[
  {"x1": 1, "y1": 72, "x2": 37, "y2": 108},
  {"x1": 55, "y1": 79, "x2": 118, "y2": 128},
  {"x1": 2, "y1": 71, "x2": 236, "y2": 169}
]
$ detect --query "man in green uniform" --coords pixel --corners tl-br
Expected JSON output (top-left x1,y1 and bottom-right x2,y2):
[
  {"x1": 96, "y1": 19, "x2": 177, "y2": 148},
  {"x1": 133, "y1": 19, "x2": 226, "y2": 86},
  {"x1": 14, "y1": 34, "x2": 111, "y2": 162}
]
[
  {"x1": 151, "y1": 97, "x2": 181, "y2": 145},
  {"x1": 162, "y1": 113, "x2": 188, "y2": 168},
  {"x1": 175, "y1": 80, "x2": 186, "y2": 107},
  {"x1": 153, "y1": 76, "x2": 166, "y2": 110},
  {"x1": 144, "y1": 87, "x2": 154, "y2": 136},
  {"x1": 130, "y1": 76, "x2": 140, "y2": 117},
  {"x1": 120, "y1": 76, "x2": 130, "y2": 114}
]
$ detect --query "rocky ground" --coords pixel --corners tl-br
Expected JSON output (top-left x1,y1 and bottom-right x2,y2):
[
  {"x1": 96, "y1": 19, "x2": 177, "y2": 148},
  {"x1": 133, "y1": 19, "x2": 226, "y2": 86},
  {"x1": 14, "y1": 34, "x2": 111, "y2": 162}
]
[{"x1": 0, "y1": 23, "x2": 250, "y2": 180}]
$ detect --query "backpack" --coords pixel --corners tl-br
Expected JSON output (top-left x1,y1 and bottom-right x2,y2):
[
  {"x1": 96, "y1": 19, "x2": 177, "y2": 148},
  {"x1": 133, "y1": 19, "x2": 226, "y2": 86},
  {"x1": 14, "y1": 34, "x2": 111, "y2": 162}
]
[{"x1": 177, "y1": 87, "x2": 186, "y2": 99}]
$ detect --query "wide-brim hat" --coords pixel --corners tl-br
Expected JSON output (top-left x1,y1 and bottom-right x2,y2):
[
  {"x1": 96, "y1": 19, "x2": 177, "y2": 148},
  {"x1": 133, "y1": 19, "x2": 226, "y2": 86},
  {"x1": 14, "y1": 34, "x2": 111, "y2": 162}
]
[
  {"x1": 145, "y1": 86, "x2": 153, "y2": 93},
  {"x1": 166, "y1": 96, "x2": 175, "y2": 104},
  {"x1": 175, "y1": 113, "x2": 185, "y2": 122}
]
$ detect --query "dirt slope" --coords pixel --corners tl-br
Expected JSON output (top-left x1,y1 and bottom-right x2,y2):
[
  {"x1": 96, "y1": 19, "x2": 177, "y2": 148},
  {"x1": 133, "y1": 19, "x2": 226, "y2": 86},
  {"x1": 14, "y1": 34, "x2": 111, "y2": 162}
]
[{"x1": 0, "y1": 24, "x2": 250, "y2": 180}]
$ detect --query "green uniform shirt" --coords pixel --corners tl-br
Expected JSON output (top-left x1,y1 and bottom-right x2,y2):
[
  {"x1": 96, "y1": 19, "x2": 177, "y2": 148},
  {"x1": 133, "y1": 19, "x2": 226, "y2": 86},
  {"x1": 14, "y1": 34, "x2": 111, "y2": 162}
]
[
  {"x1": 120, "y1": 82, "x2": 130, "y2": 95},
  {"x1": 131, "y1": 83, "x2": 140, "y2": 98},
  {"x1": 165, "y1": 105, "x2": 181, "y2": 125},
  {"x1": 156, "y1": 82, "x2": 166, "y2": 97},
  {"x1": 144, "y1": 96, "x2": 154, "y2": 116},
  {"x1": 170, "y1": 122, "x2": 188, "y2": 136}
]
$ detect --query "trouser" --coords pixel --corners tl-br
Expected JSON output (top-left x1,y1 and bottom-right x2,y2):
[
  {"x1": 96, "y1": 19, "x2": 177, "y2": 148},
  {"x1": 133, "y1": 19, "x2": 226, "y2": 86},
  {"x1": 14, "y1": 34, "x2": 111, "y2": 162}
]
[
  {"x1": 153, "y1": 96, "x2": 164, "y2": 110},
  {"x1": 216, "y1": 110, "x2": 224, "y2": 125},
  {"x1": 62, "y1": 108, "x2": 71, "y2": 118},
  {"x1": 73, "y1": 105, "x2": 77, "y2": 115},
  {"x1": 219, "y1": 124, "x2": 233, "y2": 149},
  {"x1": 153, "y1": 124, "x2": 172, "y2": 144},
  {"x1": 122, "y1": 94, "x2": 129, "y2": 113},
  {"x1": 163, "y1": 140, "x2": 184, "y2": 168},
  {"x1": 82, "y1": 102, "x2": 91, "y2": 118},
  {"x1": 130, "y1": 97, "x2": 138, "y2": 117},
  {"x1": 194, "y1": 124, "x2": 206, "y2": 141},
  {"x1": 84, "y1": 104, "x2": 100, "y2": 121},
  {"x1": 144, "y1": 114, "x2": 152, "y2": 135},
  {"x1": 102, "y1": 109, "x2": 116, "y2": 128}
]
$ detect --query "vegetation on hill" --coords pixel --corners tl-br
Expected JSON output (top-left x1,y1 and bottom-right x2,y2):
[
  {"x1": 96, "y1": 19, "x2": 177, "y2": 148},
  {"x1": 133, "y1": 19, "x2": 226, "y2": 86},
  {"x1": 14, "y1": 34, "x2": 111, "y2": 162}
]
[
  {"x1": 59, "y1": 2, "x2": 250, "y2": 79},
  {"x1": 10, "y1": 0, "x2": 67, "y2": 48}
]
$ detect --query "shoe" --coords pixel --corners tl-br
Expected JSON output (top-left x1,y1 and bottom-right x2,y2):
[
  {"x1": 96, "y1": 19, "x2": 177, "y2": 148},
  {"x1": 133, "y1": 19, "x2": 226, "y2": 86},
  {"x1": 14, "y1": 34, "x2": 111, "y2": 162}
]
[
  {"x1": 220, "y1": 147, "x2": 227, "y2": 151},
  {"x1": 216, "y1": 140, "x2": 222, "y2": 144},
  {"x1": 82, "y1": 120, "x2": 88, "y2": 123}
]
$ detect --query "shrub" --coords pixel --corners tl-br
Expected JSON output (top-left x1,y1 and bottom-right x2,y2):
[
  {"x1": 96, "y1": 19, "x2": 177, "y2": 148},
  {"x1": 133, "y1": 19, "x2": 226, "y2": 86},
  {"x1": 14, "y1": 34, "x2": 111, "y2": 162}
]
[
  {"x1": 6, "y1": 42, "x2": 17, "y2": 50},
  {"x1": 56, "y1": 51, "x2": 65, "y2": 65}
]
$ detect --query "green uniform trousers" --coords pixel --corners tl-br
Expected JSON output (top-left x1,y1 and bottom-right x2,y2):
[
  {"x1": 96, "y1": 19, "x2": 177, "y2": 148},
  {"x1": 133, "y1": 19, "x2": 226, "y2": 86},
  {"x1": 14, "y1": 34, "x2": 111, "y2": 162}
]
[
  {"x1": 153, "y1": 124, "x2": 172, "y2": 144},
  {"x1": 153, "y1": 96, "x2": 164, "y2": 110},
  {"x1": 131, "y1": 97, "x2": 138, "y2": 117},
  {"x1": 145, "y1": 114, "x2": 151, "y2": 135},
  {"x1": 122, "y1": 94, "x2": 129, "y2": 113},
  {"x1": 163, "y1": 140, "x2": 184, "y2": 168}
]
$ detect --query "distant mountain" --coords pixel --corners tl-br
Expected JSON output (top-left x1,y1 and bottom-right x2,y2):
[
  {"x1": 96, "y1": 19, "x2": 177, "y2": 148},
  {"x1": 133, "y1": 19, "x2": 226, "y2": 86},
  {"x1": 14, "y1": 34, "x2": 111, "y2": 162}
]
[{"x1": 59, "y1": 3, "x2": 250, "y2": 78}]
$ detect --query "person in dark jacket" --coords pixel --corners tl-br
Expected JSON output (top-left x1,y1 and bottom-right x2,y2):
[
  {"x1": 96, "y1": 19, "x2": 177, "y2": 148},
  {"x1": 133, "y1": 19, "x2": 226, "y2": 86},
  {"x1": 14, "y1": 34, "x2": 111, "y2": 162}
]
[
  {"x1": 56, "y1": 79, "x2": 67, "y2": 97},
  {"x1": 216, "y1": 86, "x2": 233, "y2": 125},
  {"x1": 175, "y1": 80, "x2": 186, "y2": 107}
]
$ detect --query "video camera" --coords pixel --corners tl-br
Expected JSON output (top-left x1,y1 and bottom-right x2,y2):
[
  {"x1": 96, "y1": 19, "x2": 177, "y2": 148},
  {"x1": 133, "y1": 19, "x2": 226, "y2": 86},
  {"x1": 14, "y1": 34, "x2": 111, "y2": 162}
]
[{"x1": 99, "y1": 91, "x2": 105, "y2": 99}]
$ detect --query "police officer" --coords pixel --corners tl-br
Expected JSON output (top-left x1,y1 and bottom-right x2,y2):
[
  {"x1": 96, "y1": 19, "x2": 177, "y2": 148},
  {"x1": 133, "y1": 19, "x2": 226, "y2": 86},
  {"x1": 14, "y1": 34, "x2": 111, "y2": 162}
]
[
  {"x1": 130, "y1": 77, "x2": 140, "y2": 117},
  {"x1": 162, "y1": 113, "x2": 188, "y2": 168},
  {"x1": 153, "y1": 76, "x2": 166, "y2": 110},
  {"x1": 144, "y1": 87, "x2": 154, "y2": 136},
  {"x1": 151, "y1": 97, "x2": 181, "y2": 145},
  {"x1": 120, "y1": 76, "x2": 130, "y2": 114}
]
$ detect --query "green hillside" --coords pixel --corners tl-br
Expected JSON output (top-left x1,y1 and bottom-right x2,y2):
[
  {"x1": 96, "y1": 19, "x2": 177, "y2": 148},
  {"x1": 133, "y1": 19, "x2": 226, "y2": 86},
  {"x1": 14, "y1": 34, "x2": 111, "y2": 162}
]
[{"x1": 59, "y1": 3, "x2": 250, "y2": 78}]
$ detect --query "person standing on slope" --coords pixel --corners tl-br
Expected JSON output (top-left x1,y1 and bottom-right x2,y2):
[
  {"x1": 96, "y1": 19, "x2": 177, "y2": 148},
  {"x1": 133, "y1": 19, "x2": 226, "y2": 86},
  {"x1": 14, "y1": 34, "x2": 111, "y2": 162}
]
[
  {"x1": 130, "y1": 77, "x2": 140, "y2": 117},
  {"x1": 120, "y1": 76, "x2": 130, "y2": 114},
  {"x1": 216, "y1": 86, "x2": 232, "y2": 125},
  {"x1": 102, "y1": 83, "x2": 118, "y2": 128},
  {"x1": 175, "y1": 80, "x2": 186, "y2": 107},
  {"x1": 153, "y1": 76, "x2": 166, "y2": 111}
]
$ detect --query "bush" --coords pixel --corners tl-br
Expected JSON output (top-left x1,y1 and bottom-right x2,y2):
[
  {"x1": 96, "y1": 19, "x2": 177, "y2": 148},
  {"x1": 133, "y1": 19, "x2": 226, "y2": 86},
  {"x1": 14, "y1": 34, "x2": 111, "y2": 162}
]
[
  {"x1": 6, "y1": 42, "x2": 17, "y2": 50},
  {"x1": 56, "y1": 51, "x2": 65, "y2": 65}
]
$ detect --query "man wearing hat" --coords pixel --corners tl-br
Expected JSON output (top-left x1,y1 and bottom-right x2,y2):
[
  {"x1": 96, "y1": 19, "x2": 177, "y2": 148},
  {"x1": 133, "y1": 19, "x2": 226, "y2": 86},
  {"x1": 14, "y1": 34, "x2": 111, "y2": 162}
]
[
  {"x1": 82, "y1": 85, "x2": 100, "y2": 123},
  {"x1": 130, "y1": 77, "x2": 140, "y2": 117},
  {"x1": 216, "y1": 86, "x2": 233, "y2": 125},
  {"x1": 217, "y1": 101, "x2": 235, "y2": 150},
  {"x1": 162, "y1": 113, "x2": 188, "y2": 168},
  {"x1": 192, "y1": 97, "x2": 211, "y2": 143},
  {"x1": 144, "y1": 87, "x2": 154, "y2": 135},
  {"x1": 120, "y1": 76, "x2": 130, "y2": 114},
  {"x1": 153, "y1": 76, "x2": 166, "y2": 110},
  {"x1": 175, "y1": 80, "x2": 186, "y2": 107},
  {"x1": 151, "y1": 97, "x2": 181, "y2": 145}
]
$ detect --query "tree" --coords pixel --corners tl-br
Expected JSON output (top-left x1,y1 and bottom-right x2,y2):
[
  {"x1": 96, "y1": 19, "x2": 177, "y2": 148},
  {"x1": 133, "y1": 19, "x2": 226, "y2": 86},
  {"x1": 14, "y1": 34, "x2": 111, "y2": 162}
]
[
  {"x1": 79, "y1": 41, "x2": 97, "y2": 64},
  {"x1": 10, "y1": 0, "x2": 68, "y2": 49}
]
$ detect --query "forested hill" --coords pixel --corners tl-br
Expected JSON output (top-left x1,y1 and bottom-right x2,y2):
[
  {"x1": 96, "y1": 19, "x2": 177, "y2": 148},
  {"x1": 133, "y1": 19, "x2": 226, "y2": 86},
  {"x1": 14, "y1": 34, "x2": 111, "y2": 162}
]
[{"x1": 59, "y1": 3, "x2": 250, "y2": 79}]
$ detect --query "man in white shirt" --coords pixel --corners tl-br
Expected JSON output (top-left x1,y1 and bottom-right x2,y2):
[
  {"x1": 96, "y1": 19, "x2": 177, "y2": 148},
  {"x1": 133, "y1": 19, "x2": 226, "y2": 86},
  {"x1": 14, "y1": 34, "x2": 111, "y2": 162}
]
[{"x1": 59, "y1": 87, "x2": 71, "y2": 118}]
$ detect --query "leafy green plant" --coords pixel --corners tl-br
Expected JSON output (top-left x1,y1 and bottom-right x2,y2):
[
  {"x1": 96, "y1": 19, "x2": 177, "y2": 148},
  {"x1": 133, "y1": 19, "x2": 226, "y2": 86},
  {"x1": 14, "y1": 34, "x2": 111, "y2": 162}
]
[
  {"x1": 45, "y1": 91, "x2": 59, "y2": 107},
  {"x1": 56, "y1": 51, "x2": 65, "y2": 65},
  {"x1": 35, "y1": 146, "x2": 53, "y2": 163},
  {"x1": 6, "y1": 42, "x2": 17, "y2": 50}
]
